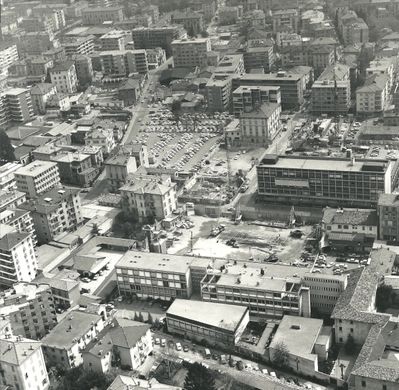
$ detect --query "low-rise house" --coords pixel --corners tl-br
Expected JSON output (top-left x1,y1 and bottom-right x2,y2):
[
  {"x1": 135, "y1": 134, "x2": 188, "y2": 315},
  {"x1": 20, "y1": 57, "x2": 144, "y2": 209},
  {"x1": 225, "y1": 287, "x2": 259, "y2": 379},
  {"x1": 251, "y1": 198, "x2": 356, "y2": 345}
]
[{"x1": 83, "y1": 318, "x2": 152, "y2": 373}]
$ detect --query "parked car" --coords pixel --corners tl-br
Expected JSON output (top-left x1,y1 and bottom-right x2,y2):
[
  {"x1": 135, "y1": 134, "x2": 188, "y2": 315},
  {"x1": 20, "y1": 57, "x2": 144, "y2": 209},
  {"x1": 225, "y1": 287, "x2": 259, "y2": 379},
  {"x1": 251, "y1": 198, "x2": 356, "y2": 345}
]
[
  {"x1": 183, "y1": 345, "x2": 189, "y2": 352},
  {"x1": 176, "y1": 342, "x2": 182, "y2": 351},
  {"x1": 161, "y1": 339, "x2": 166, "y2": 347}
]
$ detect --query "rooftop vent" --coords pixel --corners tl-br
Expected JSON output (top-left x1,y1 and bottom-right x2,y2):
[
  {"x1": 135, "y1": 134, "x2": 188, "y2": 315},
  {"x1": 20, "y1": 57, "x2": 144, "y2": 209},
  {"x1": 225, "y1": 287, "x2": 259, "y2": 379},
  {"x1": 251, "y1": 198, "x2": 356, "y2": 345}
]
[{"x1": 291, "y1": 325, "x2": 300, "y2": 330}]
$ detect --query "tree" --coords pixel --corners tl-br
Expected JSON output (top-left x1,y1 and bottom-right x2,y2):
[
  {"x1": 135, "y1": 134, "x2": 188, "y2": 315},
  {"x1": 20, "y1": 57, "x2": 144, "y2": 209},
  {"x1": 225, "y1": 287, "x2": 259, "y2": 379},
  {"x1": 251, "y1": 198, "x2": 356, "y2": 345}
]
[
  {"x1": 0, "y1": 130, "x2": 15, "y2": 162},
  {"x1": 138, "y1": 311, "x2": 144, "y2": 322},
  {"x1": 184, "y1": 362, "x2": 216, "y2": 390},
  {"x1": 56, "y1": 366, "x2": 116, "y2": 390},
  {"x1": 147, "y1": 311, "x2": 154, "y2": 324},
  {"x1": 344, "y1": 334, "x2": 356, "y2": 355},
  {"x1": 171, "y1": 100, "x2": 182, "y2": 127},
  {"x1": 272, "y1": 342, "x2": 289, "y2": 368},
  {"x1": 200, "y1": 30, "x2": 209, "y2": 37},
  {"x1": 376, "y1": 283, "x2": 395, "y2": 312}
]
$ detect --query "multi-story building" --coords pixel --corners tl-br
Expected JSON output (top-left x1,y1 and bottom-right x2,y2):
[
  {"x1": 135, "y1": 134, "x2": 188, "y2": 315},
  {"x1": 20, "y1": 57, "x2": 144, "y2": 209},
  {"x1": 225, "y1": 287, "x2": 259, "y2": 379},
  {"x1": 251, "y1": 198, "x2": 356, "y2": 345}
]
[
  {"x1": 21, "y1": 16, "x2": 55, "y2": 35},
  {"x1": 37, "y1": 275, "x2": 80, "y2": 309},
  {"x1": 171, "y1": 38, "x2": 211, "y2": 69},
  {"x1": 26, "y1": 56, "x2": 54, "y2": 77},
  {"x1": 120, "y1": 176, "x2": 177, "y2": 222},
  {"x1": 49, "y1": 61, "x2": 78, "y2": 94},
  {"x1": 14, "y1": 161, "x2": 60, "y2": 198},
  {"x1": 232, "y1": 85, "x2": 281, "y2": 117},
  {"x1": 0, "y1": 282, "x2": 57, "y2": 339},
  {"x1": 0, "y1": 208, "x2": 36, "y2": 244},
  {"x1": 4, "y1": 88, "x2": 34, "y2": 123},
  {"x1": 105, "y1": 154, "x2": 137, "y2": 192},
  {"x1": 99, "y1": 30, "x2": 130, "y2": 51},
  {"x1": 377, "y1": 193, "x2": 399, "y2": 241},
  {"x1": 0, "y1": 190, "x2": 26, "y2": 213},
  {"x1": 116, "y1": 251, "x2": 192, "y2": 300},
  {"x1": 31, "y1": 5, "x2": 66, "y2": 31},
  {"x1": 239, "y1": 102, "x2": 281, "y2": 145},
  {"x1": 215, "y1": 54, "x2": 245, "y2": 75},
  {"x1": 366, "y1": 58, "x2": 394, "y2": 90},
  {"x1": 257, "y1": 155, "x2": 398, "y2": 208},
  {"x1": 132, "y1": 26, "x2": 186, "y2": 56},
  {"x1": 81, "y1": 6, "x2": 124, "y2": 25},
  {"x1": 82, "y1": 318, "x2": 152, "y2": 373},
  {"x1": 20, "y1": 188, "x2": 82, "y2": 244},
  {"x1": 30, "y1": 83, "x2": 57, "y2": 115},
  {"x1": 233, "y1": 72, "x2": 304, "y2": 109},
  {"x1": 205, "y1": 73, "x2": 233, "y2": 112},
  {"x1": 73, "y1": 55, "x2": 94, "y2": 87},
  {"x1": 356, "y1": 74, "x2": 389, "y2": 114},
  {"x1": 122, "y1": 143, "x2": 149, "y2": 167},
  {"x1": 243, "y1": 43, "x2": 274, "y2": 73},
  {"x1": 0, "y1": 163, "x2": 20, "y2": 191},
  {"x1": 19, "y1": 32, "x2": 55, "y2": 57},
  {"x1": 271, "y1": 9, "x2": 299, "y2": 33},
  {"x1": 0, "y1": 43, "x2": 19, "y2": 76},
  {"x1": 166, "y1": 299, "x2": 249, "y2": 347},
  {"x1": 341, "y1": 16, "x2": 369, "y2": 45},
  {"x1": 171, "y1": 11, "x2": 204, "y2": 35},
  {"x1": 85, "y1": 128, "x2": 116, "y2": 156},
  {"x1": 100, "y1": 50, "x2": 148, "y2": 76},
  {"x1": 41, "y1": 310, "x2": 105, "y2": 369},
  {"x1": 62, "y1": 36, "x2": 95, "y2": 57},
  {"x1": 0, "y1": 336, "x2": 49, "y2": 390},
  {"x1": 0, "y1": 224, "x2": 37, "y2": 287}
]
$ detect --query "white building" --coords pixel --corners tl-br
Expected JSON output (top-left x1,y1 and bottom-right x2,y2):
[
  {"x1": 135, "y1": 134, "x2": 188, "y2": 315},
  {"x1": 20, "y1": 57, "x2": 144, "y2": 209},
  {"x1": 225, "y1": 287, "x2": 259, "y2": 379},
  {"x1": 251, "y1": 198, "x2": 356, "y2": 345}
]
[
  {"x1": 0, "y1": 336, "x2": 49, "y2": 390},
  {"x1": 0, "y1": 43, "x2": 19, "y2": 75},
  {"x1": 49, "y1": 61, "x2": 78, "y2": 94},
  {"x1": 171, "y1": 37, "x2": 211, "y2": 68},
  {"x1": 14, "y1": 161, "x2": 60, "y2": 198},
  {"x1": 0, "y1": 163, "x2": 20, "y2": 191},
  {"x1": 356, "y1": 74, "x2": 390, "y2": 114},
  {"x1": 105, "y1": 154, "x2": 137, "y2": 192},
  {"x1": 0, "y1": 224, "x2": 37, "y2": 286},
  {"x1": 85, "y1": 128, "x2": 116, "y2": 156}
]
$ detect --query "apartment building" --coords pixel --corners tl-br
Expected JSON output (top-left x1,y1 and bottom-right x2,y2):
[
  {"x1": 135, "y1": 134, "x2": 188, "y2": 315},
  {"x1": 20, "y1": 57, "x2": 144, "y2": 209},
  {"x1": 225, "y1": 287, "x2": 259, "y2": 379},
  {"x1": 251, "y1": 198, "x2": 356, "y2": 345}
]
[
  {"x1": 100, "y1": 50, "x2": 148, "y2": 76},
  {"x1": 311, "y1": 79, "x2": 351, "y2": 114},
  {"x1": 81, "y1": 7, "x2": 124, "y2": 25},
  {"x1": 122, "y1": 142, "x2": 149, "y2": 167},
  {"x1": 20, "y1": 188, "x2": 82, "y2": 244},
  {"x1": 0, "y1": 207, "x2": 36, "y2": 240},
  {"x1": 49, "y1": 61, "x2": 78, "y2": 94},
  {"x1": 99, "y1": 30, "x2": 130, "y2": 51},
  {"x1": 0, "y1": 190, "x2": 26, "y2": 213},
  {"x1": 0, "y1": 163, "x2": 19, "y2": 191},
  {"x1": 233, "y1": 72, "x2": 304, "y2": 108},
  {"x1": 166, "y1": 299, "x2": 249, "y2": 347},
  {"x1": 341, "y1": 16, "x2": 369, "y2": 45},
  {"x1": 21, "y1": 16, "x2": 55, "y2": 35},
  {"x1": 243, "y1": 44, "x2": 275, "y2": 73},
  {"x1": 232, "y1": 85, "x2": 281, "y2": 117},
  {"x1": 73, "y1": 55, "x2": 94, "y2": 87},
  {"x1": 377, "y1": 193, "x2": 399, "y2": 241},
  {"x1": 171, "y1": 11, "x2": 204, "y2": 35},
  {"x1": 0, "y1": 224, "x2": 37, "y2": 287},
  {"x1": 0, "y1": 43, "x2": 19, "y2": 76},
  {"x1": 116, "y1": 251, "x2": 192, "y2": 300},
  {"x1": 85, "y1": 127, "x2": 116, "y2": 156},
  {"x1": 356, "y1": 74, "x2": 389, "y2": 114},
  {"x1": 4, "y1": 88, "x2": 34, "y2": 123},
  {"x1": 41, "y1": 310, "x2": 105, "y2": 369},
  {"x1": 0, "y1": 283, "x2": 57, "y2": 340},
  {"x1": 239, "y1": 102, "x2": 281, "y2": 145},
  {"x1": 366, "y1": 58, "x2": 394, "y2": 90},
  {"x1": 82, "y1": 318, "x2": 152, "y2": 373},
  {"x1": 171, "y1": 38, "x2": 211, "y2": 69},
  {"x1": 271, "y1": 9, "x2": 299, "y2": 33},
  {"x1": 132, "y1": 26, "x2": 186, "y2": 56},
  {"x1": 30, "y1": 83, "x2": 57, "y2": 115},
  {"x1": 62, "y1": 36, "x2": 95, "y2": 57},
  {"x1": 256, "y1": 155, "x2": 397, "y2": 208},
  {"x1": 0, "y1": 336, "x2": 49, "y2": 390},
  {"x1": 37, "y1": 276, "x2": 80, "y2": 309},
  {"x1": 215, "y1": 54, "x2": 245, "y2": 75},
  {"x1": 205, "y1": 73, "x2": 233, "y2": 112},
  {"x1": 120, "y1": 176, "x2": 177, "y2": 222},
  {"x1": 105, "y1": 154, "x2": 137, "y2": 192},
  {"x1": 14, "y1": 161, "x2": 60, "y2": 198}
]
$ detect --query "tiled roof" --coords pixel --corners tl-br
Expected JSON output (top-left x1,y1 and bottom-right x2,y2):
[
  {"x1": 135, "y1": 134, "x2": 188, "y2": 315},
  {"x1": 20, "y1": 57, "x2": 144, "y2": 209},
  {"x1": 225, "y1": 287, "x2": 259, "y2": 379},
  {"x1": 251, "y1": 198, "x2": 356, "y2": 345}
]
[{"x1": 323, "y1": 207, "x2": 378, "y2": 226}]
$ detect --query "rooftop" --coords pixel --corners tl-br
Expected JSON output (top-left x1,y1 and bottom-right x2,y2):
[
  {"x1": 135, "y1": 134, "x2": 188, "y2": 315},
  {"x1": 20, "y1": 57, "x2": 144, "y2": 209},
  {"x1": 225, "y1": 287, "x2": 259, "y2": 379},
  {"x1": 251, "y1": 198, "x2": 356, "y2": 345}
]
[
  {"x1": 15, "y1": 161, "x2": 57, "y2": 177},
  {"x1": 0, "y1": 337, "x2": 42, "y2": 366},
  {"x1": 107, "y1": 376, "x2": 181, "y2": 390},
  {"x1": 240, "y1": 102, "x2": 280, "y2": 119},
  {"x1": 166, "y1": 299, "x2": 248, "y2": 333},
  {"x1": 322, "y1": 207, "x2": 378, "y2": 227}
]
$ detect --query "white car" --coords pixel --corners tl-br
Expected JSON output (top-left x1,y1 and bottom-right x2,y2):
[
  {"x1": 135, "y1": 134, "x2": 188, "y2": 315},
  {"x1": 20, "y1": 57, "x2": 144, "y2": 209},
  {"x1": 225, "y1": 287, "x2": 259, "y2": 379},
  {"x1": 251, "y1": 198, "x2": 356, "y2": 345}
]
[
  {"x1": 176, "y1": 342, "x2": 182, "y2": 351},
  {"x1": 155, "y1": 338, "x2": 160, "y2": 345}
]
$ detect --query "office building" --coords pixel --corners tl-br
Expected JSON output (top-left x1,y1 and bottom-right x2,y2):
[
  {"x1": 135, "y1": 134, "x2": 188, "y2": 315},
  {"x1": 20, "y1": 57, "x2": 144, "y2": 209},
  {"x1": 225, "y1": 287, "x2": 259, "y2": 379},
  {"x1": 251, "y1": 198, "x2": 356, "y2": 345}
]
[
  {"x1": 233, "y1": 72, "x2": 304, "y2": 108},
  {"x1": 100, "y1": 50, "x2": 148, "y2": 76},
  {"x1": 171, "y1": 38, "x2": 211, "y2": 69},
  {"x1": 20, "y1": 188, "x2": 83, "y2": 244},
  {"x1": 41, "y1": 310, "x2": 105, "y2": 369},
  {"x1": 132, "y1": 26, "x2": 186, "y2": 56},
  {"x1": 232, "y1": 85, "x2": 281, "y2": 117},
  {"x1": 256, "y1": 155, "x2": 398, "y2": 208},
  {"x1": 105, "y1": 154, "x2": 138, "y2": 192},
  {"x1": 0, "y1": 44, "x2": 19, "y2": 76},
  {"x1": 0, "y1": 224, "x2": 37, "y2": 287},
  {"x1": 166, "y1": 299, "x2": 249, "y2": 346},
  {"x1": 4, "y1": 88, "x2": 34, "y2": 123},
  {"x1": 81, "y1": 7, "x2": 124, "y2": 25},
  {"x1": 0, "y1": 282, "x2": 57, "y2": 340},
  {"x1": 239, "y1": 102, "x2": 281, "y2": 145},
  {"x1": 62, "y1": 36, "x2": 95, "y2": 57},
  {"x1": 120, "y1": 176, "x2": 177, "y2": 222},
  {"x1": 100, "y1": 30, "x2": 130, "y2": 51},
  {"x1": 171, "y1": 11, "x2": 204, "y2": 35},
  {"x1": 116, "y1": 251, "x2": 192, "y2": 300},
  {"x1": 14, "y1": 161, "x2": 60, "y2": 198},
  {"x1": 0, "y1": 336, "x2": 49, "y2": 390},
  {"x1": 206, "y1": 73, "x2": 233, "y2": 112},
  {"x1": 49, "y1": 61, "x2": 78, "y2": 94},
  {"x1": 0, "y1": 190, "x2": 26, "y2": 213}
]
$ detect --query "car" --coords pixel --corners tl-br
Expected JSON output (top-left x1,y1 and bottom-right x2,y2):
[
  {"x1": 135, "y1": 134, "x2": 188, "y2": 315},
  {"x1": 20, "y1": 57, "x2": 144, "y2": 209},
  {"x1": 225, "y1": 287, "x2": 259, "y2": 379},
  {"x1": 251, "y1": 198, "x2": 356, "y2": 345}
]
[
  {"x1": 212, "y1": 353, "x2": 219, "y2": 360},
  {"x1": 81, "y1": 277, "x2": 90, "y2": 283},
  {"x1": 183, "y1": 345, "x2": 189, "y2": 352},
  {"x1": 161, "y1": 339, "x2": 166, "y2": 347},
  {"x1": 176, "y1": 342, "x2": 182, "y2": 351},
  {"x1": 155, "y1": 338, "x2": 160, "y2": 345},
  {"x1": 261, "y1": 368, "x2": 269, "y2": 375},
  {"x1": 220, "y1": 355, "x2": 227, "y2": 364},
  {"x1": 270, "y1": 371, "x2": 277, "y2": 378}
]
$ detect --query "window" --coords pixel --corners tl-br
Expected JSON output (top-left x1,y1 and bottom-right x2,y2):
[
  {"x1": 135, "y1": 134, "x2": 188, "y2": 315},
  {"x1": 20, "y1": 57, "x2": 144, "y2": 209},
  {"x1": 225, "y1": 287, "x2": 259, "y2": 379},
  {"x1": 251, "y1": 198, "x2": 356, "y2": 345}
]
[
  {"x1": 339, "y1": 327, "x2": 342, "y2": 331},
  {"x1": 361, "y1": 380, "x2": 366, "y2": 387},
  {"x1": 382, "y1": 385, "x2": 387, "y2": 390}
]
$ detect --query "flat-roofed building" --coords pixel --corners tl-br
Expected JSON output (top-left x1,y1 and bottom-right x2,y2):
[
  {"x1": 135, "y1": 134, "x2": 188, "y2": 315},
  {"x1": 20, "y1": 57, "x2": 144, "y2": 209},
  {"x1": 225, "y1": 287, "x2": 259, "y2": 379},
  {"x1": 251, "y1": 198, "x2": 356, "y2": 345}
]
[
  {"x1": 105, "y1": 154, "x2": 137, "y2": 192},
  {"x1": 0, "y1": 44, "x2": 19, "y2": 76},
  {"x1": 100, "y1": 30, "x2": 130, "y2": 51},
  {"x1": 257, "y1": 155, "x2": 397, "y2": 208},
  {"x1": 81, "y1": 6, "x2": 124, "y2": 25},
  {"x1": 271, "y1": 9, "x2": 299, "y2": 33},
  {"x1": 49, "y1": 61, "x2": 78, "y2": 94},
  {"x1": 171, "y1": 38, "x2": 211, "y2": 69},
  {"x1": 166, "y1": 299, "x2": 249, "y2": 346},
  {"x1": 14, "y1": 161, "x2": 60, "y2": 198},
  {"x1": 116, "y1": 251, "x2": 192, "y2": 300},
  {"x1": 62, "y1": 36, "x2": 95, "y2": 57},
  {"x1": 232, "y1": 85, "x2": 281, "y2": 117},
  {"x1": 311, "y1": 79, "x2": 351, "y2": 114},
  {"x1": 100, "y1": 49, "x2": 148, "y2": 76},
  {"x1": 233, "y1": 71, "x2": 304, "y2": 108},
  {"x1": 0, "y1": 163, "x2": 20, "y2": 191},
  {"x1": 215, "y1": 54, "x2": 245, "y2": 75},
  {"x1": 378, "y1": 193, "x2": 399, "y2": 241},
  {"x1": 4, "y1": 88, "x2": 34, "y2": 123},
  {"x1": 206, "y1": 73, "x2": 233, "y2": 112},
  {"x1": 171, "y1": 11, "x2": 204, "y2": 35}
]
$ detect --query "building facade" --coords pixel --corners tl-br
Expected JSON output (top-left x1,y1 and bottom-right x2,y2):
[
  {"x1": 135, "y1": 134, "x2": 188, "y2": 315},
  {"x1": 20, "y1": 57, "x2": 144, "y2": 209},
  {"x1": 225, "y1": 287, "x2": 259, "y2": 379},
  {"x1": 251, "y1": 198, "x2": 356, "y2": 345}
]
[{"x1": 171, "y1": 38, "x2": 211, "y2": 68}]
